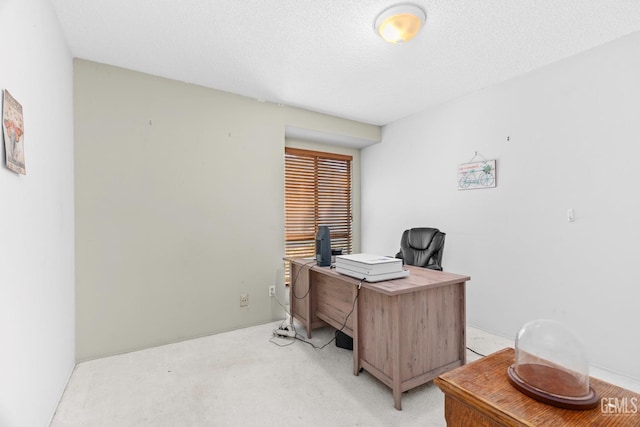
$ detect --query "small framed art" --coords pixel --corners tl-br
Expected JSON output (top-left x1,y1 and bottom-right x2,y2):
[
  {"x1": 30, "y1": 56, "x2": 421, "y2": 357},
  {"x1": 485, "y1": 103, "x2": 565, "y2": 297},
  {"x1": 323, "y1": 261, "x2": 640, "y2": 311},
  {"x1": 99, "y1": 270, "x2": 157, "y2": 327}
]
[{"x1": 3, "y1": 89, "x2": 26, "y2": 175}]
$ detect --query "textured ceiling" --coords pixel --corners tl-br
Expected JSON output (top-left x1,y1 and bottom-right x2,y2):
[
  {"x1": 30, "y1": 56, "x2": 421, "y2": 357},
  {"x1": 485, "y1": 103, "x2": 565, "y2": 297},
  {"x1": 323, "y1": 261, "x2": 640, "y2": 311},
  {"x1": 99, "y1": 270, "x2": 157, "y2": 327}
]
[{"x1": 50, "y1": 0, "x2": 640, "y2": 126}]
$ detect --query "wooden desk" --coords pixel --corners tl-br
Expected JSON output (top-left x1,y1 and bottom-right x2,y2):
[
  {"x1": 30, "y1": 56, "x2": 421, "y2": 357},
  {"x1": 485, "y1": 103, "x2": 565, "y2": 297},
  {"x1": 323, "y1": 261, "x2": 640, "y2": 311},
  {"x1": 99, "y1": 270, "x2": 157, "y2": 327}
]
[
  {"x1": 434, "y1": 348, "x2": 640, "y2": 426},
  {"x1": 287, "y1": 258, "x2": 470, "y2": 410}
]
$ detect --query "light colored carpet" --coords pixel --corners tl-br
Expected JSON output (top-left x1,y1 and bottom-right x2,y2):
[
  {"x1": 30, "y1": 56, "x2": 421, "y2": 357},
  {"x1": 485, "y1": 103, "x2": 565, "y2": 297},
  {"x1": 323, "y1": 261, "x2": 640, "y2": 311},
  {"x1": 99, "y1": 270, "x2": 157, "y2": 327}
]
[{"x1": 50, "y1": 321, "x2": 639, "y2": 427}]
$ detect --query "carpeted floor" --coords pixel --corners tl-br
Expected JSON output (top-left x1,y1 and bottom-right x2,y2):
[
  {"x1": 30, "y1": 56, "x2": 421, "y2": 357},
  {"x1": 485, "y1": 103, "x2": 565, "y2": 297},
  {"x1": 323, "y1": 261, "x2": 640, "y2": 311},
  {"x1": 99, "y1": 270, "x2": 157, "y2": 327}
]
[{"x1": 50, "y1": 321, "x2": 639, "y2": 427}]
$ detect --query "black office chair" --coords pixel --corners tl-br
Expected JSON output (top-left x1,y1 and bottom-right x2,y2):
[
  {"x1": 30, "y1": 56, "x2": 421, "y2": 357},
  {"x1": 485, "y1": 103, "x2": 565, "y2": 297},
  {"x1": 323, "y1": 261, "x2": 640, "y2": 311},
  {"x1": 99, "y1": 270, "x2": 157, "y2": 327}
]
[{"x1": 395, "y1": 227, "x2": 446, "y2": 271}]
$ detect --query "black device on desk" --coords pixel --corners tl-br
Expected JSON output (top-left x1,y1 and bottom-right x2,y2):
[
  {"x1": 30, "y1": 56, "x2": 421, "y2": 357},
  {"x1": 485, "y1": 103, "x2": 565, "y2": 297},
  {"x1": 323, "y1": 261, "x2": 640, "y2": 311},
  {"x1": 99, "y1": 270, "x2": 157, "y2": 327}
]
[{"x1": 315, "y1": 226, "x2": 331, "y2": 267}]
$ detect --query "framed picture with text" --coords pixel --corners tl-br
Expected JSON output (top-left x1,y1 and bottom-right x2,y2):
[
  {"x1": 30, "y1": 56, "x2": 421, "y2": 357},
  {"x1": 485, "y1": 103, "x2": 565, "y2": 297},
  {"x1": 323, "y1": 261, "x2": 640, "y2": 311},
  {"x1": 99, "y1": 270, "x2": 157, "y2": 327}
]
[{"x1": 457, "y1": 159, "x2": 496, "y2": 190}]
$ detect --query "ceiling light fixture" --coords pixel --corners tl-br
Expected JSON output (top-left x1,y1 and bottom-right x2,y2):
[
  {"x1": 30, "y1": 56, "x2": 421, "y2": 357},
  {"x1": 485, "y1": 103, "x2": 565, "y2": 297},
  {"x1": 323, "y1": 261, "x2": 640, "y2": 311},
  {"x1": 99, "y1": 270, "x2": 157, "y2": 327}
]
[{"x1": 375, "y1": 4, "x2": 426, "y2": 45}]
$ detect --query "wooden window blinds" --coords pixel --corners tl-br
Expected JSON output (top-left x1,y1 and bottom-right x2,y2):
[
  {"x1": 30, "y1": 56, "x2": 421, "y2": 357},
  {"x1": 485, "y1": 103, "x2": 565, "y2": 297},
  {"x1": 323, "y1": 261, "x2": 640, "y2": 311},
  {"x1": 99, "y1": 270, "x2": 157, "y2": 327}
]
[{"x1": 284, "y1": 147, "x2": 352, "y2": 281}]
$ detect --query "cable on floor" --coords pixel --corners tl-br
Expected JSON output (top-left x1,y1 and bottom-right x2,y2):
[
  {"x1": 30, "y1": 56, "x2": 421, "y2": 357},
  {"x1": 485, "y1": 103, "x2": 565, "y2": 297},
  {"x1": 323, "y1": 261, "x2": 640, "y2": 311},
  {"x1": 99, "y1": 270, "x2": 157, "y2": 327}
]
[
  {"x1": 293, "y1": 280, "x2": 361, "y2": 350},
  {"x1": 466, "y1": 346, "x2": 485, "y2": 357}
]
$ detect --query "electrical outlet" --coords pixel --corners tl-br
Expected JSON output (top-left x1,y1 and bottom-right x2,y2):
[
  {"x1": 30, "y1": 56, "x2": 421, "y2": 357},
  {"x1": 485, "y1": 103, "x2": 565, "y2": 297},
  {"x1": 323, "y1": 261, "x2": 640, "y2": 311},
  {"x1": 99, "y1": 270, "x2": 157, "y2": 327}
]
[
  {"x1": 240, "y1": 293, "x2": 249, "y2": 307},
  {"x1": 269, "y1": 285, "x2": 275, "y2": 297}
]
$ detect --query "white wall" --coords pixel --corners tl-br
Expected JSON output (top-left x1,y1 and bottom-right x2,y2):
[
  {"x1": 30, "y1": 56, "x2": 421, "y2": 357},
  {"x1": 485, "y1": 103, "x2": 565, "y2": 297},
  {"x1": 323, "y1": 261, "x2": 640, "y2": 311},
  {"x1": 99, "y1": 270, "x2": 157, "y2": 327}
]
[
  {"x1": 0, "y1": 0, "x2": 75, "y2": 426},
  {"x1": 362, "y1": 32, "x2": 640, "y2": 379},
  {"x1": 73, "y1": 60, "x2": 379, "y2": 361}
]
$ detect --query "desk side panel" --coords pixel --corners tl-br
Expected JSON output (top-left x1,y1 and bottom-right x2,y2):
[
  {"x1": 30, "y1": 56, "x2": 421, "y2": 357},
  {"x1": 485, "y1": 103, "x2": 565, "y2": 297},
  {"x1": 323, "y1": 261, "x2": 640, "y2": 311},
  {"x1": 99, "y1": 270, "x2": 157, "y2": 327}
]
[
  {"x1": 359, "y1": 288, "x2": 393, "y2": 377},
  {"x1": 290, "y1": 263, "x2": 311, "y2": 324},
  {"x1": 400, "y1": 282, "x2": 465, "y2": 382}
]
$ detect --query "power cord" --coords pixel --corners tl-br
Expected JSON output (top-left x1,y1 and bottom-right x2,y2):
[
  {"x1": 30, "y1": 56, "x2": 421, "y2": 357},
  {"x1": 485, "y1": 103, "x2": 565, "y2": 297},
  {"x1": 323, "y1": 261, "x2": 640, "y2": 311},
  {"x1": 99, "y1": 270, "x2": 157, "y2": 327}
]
[
  {"x1": 269, "y1": 263, "x2": 363, "y2": 351},
  {"x1": 269, "y1": 259, "x2": 316, "y2": 343},
  {"x1": 293, "y1": 280, "x2": 362, "y2": 350},
  {"x1": 269, "y1": 334, "x2": 295, "y2": 347},
  {"x1": 291, "y1": 259, "x2": 317, "y2": 300},
  {"x1": 271, "y1": 291, "x2": 289, "y2": 317},
  {"x1": 270, "y1": 295, "x2": 296, "y2": 339},
  {"x1": 466, "y1": 346, "x2": 485, "y2": 357},
  {"x1": 269, "y1": 263, "x2": 304, "y2": 341}
]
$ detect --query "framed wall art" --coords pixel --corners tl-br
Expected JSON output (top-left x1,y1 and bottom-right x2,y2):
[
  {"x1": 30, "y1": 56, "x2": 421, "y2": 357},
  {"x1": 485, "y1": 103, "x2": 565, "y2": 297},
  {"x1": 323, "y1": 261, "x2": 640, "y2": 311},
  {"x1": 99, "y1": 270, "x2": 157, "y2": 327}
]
[
  {"x1": 3, "y1": 89, "x2": 26, "y2": 175},
  {"x1": 457, "y1": 158, "x2": 496, "y2": 190}
]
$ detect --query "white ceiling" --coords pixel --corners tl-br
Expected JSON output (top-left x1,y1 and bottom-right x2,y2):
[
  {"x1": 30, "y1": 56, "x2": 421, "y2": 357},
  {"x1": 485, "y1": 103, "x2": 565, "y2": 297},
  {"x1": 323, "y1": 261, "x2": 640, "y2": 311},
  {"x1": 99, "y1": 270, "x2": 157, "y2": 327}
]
[{"x1": 50, "y1": 0, "x2": 640, "y2": 126}]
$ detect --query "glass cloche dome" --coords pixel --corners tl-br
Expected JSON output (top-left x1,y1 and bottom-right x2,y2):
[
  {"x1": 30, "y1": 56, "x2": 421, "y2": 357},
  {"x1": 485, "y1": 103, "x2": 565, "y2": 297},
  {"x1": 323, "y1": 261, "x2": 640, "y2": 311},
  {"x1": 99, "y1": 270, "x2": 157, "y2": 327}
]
[{"x1": 507, "y1": 319, "x2": 599, "y2": 410}]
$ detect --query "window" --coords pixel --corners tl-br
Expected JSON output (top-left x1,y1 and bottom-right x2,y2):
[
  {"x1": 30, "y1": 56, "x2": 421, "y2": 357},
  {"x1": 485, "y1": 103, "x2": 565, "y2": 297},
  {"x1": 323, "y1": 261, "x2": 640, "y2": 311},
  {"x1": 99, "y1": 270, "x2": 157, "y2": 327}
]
[{"x1": 284, "y1": 147, "x2": 352, "y2": 283}]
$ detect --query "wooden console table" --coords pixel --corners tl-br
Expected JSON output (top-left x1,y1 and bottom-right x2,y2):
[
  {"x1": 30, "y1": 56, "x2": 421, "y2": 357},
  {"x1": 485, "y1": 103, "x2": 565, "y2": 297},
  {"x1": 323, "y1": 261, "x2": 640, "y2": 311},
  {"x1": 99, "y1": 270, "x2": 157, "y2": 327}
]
[
  {"x1": 435, "y1": 347, "x2": 640, "y2": 426},
  {"x1": 287, "y1": 258, "x2": 470, "y2": 410}
]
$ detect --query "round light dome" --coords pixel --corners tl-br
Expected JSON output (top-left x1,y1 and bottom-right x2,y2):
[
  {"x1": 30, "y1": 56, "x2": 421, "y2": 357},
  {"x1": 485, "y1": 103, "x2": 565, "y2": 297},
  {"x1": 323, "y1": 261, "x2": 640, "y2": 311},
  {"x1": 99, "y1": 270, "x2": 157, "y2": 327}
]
[{"x1": 375, "y1": 4, "x2": 426, "y2": 44}]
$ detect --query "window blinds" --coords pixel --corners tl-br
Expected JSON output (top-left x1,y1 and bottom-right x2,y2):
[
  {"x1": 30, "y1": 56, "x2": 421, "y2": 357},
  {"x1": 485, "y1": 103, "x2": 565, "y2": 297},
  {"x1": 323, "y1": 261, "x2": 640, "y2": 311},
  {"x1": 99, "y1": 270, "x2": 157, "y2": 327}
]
[{"x1": 284, "y1": 147, "x2": 352, "y2": 282}]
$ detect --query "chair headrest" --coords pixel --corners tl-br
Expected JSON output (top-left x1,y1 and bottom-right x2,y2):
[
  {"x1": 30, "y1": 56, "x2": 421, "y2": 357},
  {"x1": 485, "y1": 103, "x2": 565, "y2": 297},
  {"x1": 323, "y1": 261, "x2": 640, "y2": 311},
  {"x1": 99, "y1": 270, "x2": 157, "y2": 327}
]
[{"x1": 408, "y1": 228, "x2": 440, "y2": 250}]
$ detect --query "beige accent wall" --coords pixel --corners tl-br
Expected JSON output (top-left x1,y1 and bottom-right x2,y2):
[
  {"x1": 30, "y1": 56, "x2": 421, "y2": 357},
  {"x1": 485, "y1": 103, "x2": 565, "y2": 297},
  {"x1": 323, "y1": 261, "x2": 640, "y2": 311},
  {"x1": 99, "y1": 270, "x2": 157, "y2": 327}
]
[{"x1": 74, "y1": 59, "x2": 379, "y2": 361}]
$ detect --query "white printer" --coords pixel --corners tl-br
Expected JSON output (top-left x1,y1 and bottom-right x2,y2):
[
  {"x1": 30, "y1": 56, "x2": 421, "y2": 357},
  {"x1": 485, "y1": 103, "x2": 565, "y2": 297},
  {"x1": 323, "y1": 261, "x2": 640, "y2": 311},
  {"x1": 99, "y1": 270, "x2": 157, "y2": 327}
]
[{"x1": 335, "y1": 253, "x2": 409, "y2": 282}]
